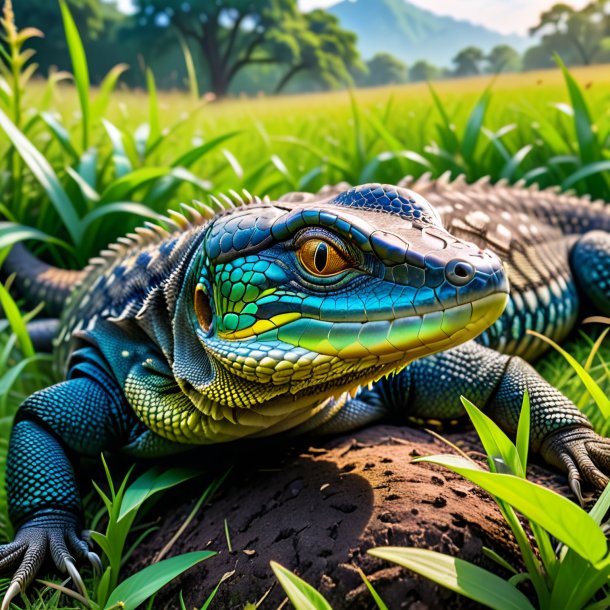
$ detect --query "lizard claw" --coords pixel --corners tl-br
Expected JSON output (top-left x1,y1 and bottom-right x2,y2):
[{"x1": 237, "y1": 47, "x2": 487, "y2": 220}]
[
  {"x1": 0, "y1": 512, "x2": 93, "y2": 605},
  {"x1": 88, "y1": 551, "x2": 103, "y2": 575},
  {"x1": 1, "y1": 582, "x2": 20, "y2": 610},
  {"x1": 541, "y1": 426, "x2": 610, "y2": 503}
]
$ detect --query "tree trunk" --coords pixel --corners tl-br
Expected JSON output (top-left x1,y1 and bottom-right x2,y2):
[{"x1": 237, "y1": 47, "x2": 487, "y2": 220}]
[
  {"x1": 129, "y1": 424, "x2": 574, "y2": 609},
  {"x1": 275, "y1": 64, "x2": 307, "y2": 93}
]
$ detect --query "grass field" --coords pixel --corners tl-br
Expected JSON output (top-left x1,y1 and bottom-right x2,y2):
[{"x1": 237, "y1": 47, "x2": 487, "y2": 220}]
[{"x1": 1, "y1": 17, "x2": 610, "y2": 606}]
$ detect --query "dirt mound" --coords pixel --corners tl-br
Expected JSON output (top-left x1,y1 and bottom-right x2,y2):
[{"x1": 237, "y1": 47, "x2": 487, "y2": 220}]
[{"x1": 129, "y1": 425, "x2": 570, "y2": 609}]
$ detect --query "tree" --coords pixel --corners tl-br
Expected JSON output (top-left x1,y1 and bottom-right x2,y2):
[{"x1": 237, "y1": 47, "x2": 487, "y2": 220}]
[
  {"x1": 452, "y1": 46, "x2": 484, "y2": 77},
  {"x1": 132, "y1": 0, "x2": 299, "y2": 96},
  {"x1": 522, "y1": 44, "x2": 556, "y2": 70},
  {"x1": 359, "y1": 52, "x2": 407, "y2": 87},
  {"x1": 133, "y1": 0, "x2": 363, "y2": 97},
  {"x1": 409, "y1": 60, "x2": 440, "y2": 82},
  {"x1": 528, "y1": 2, "x2": 607, "y2": 65},
  {"x1": 486, "y1": 44, "x2": 521, "y2": 73},
  {"x1": 272, "y1": 9, "x2": 364, "y2": 93},
  {"x1": 11, "y1": 0, "x2": 109, "y2": 75}
]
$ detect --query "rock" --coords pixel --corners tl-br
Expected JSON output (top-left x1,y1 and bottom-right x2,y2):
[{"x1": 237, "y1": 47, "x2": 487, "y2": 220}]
[{"x1": 129, "y1": 424, "x2": 570, "y2": 610}]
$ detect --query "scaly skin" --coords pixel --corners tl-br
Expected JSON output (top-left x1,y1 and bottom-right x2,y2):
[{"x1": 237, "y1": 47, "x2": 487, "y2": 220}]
[{"x1": 2, "y1": 179, "x2": 610, "y2": 607}]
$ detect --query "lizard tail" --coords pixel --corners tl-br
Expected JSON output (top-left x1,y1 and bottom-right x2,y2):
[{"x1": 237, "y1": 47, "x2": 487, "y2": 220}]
[{"x1": 3, "y1": 243, "x2": 85, "y2": 317}]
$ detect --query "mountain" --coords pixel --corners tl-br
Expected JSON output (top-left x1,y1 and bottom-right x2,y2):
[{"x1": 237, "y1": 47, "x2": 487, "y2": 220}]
[{"x1": 328, "y1": 0, "x2": 529, "y2": 67}]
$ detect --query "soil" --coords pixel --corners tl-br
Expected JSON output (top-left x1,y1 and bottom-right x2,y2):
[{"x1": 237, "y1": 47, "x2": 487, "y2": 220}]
[{"x1": 128, "y1": 424, "x2": 573, "y2": 610}]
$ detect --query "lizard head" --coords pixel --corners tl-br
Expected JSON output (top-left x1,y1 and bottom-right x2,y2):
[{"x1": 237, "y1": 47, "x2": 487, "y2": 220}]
[{"x1": 173, "y1": 184, "x2": 509, "y2": 413}]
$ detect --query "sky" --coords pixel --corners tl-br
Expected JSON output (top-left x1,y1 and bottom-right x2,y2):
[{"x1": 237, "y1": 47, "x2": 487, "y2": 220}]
[
  {"x1": 115, "y1": 0, "x2": 590, "y2": 36},
  {"x1": 298, "y1": 0, "x2": 590, "y2": 36}
]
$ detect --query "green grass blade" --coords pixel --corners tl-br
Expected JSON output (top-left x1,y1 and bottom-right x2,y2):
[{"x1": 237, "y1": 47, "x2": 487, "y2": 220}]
[
  {"x1": 0, "y1": 222, "x2": 71, "y2": 251},
  {"x1": 589, "y1": 481, "x2": 610, "y2": 525},
  {"x1": 527, "y1": 330, "x2": 610, "y2": 418},
  {"x1": 460, "y1": 396, "x2": 523, "y2": 477},
  {"x1": 555, "y1": 55, "x2": 598, "y2": 165},
  {"x1": 104, "y1": 551, "x2": 215, "y2": 610},
  {"x1": 368, "y1": 547, "x2": 535, "y2": 610},
  {"x1": 59, "y1": 0, "x2": 90, "y2": 151},
  {"x1": 270, "y1": 561, "x2": 334, "y2": 610},
  {"x1": 171, "y1": 132, "x2": 241, "y2": 168},
  {"x1": 92, "y1": 63, "x2": 129, "y2": 120},
  {"x1": 0, "y1": 109, "x2": 81, "y2": 244},
  {"x1": 356, "y1": 567, "x2": 389, "y2": 610},
  {"x1": 462, "y1": 88, "x2": 492, "y2": 163},
  {"x1": 119, "y1": 466, "x2": 201, "y2": 521},
  {"x1": 416, "y1": 454, "x2": 607, "y2": 564},
  {"x1": 428, "y1": 83, "x2": 459, "y2": 154},
  {"x1": 39, "y1": 112, "x2": 79, "y2": 161},
  {"x1": 500, "y1": 144, "x2": 533, "y2": 181},
  {"x1": 482, "y1": 547, "x2": 519, "y2": 575},
  {"x1": 515, "y1": 390, "x2": 530, "y2": 475},
  {"x1": 0, "y1": 355, "x2": 41, "y2": 411},
  {"x1": 66, "y1": 166, "x2": 100, "y2": 203},
  {"x1": 199, "y1": 570, "x2": 235, "y2": 610},
  {"x1": 99, "y1": 167, "x2": 170, "y2": 203},
  {"x1": 78, "y1": 147, "x2": 98, "y2": 189},
  {"x1": 178, "y1": 35, "x2": 199, "y2": 100},
  {"x1": 0, "y1": 283, "x2": 34, "y2": 358},
  {"x1": 79, "y1": 202, "x2": 161, "y2": 233},
  {"x1": 348, "y1": 90, "x2": 366, "y2": 169},
  {"x1": 102, "y1": 118, "x2": 134, "y2": 178},
  {"x1": 562, "y1": 160, "x2": 610, "y2": 190},
  {"x1": 146, "y1": 68, "x2": 161, "y2": 154}
]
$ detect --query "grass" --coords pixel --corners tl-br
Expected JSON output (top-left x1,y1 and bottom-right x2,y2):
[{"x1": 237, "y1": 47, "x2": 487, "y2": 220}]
[{"x1": 1, "y1": 1, "x2": 610, "y2": 608}]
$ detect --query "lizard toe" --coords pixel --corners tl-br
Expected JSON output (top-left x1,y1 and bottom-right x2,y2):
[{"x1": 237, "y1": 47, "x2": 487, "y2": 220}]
[
  {"x1": 1, "y1": 529, "x2": 47, "y2": 608},
  {"x1": 44, "y1": 524, "x2": 92, "y2": 596},
  {"x1": 67, "y1": 529, "x2": 102, "y2": 574},
  {"x1": 0, "y1": 542, "x2": 25, "y2": 572},
  {"x1": 586, "y1": 438, "x2": 610, "y2": 473},
  {"x1": 557, "y1": 451, "x2": 584, "y2": 505},
  {"x1": 0, "y1": 512, "x2": 92, "y2": 605},
  {"x1": 0, "y1": 582, "x2": 20, "y2": 610},
  {"x1": 542, "y1": 427, "x2": 610, "y2": 500}
]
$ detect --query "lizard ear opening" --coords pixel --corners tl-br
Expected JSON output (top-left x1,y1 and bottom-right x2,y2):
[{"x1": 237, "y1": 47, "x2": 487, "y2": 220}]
[{"x1": 194, "y1": 284, "x2": 213, "y2": 333}]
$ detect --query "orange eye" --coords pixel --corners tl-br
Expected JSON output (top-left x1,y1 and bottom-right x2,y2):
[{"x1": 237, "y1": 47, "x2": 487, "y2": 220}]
[
  {"x1": 298, "y1": 239, "x2": 351, "y2": 277},
  {"x1": 194, "y1": 284, "x2": 213, "y2": 332}
]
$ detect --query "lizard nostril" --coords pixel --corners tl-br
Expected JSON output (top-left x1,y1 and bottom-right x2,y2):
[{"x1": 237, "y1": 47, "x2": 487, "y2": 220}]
[{"x1": 446, "y1": 260, "x2": 476, "y2": 286}]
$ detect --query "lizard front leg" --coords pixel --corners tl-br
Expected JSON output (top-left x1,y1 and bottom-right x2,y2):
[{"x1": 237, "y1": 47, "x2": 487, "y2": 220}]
[
  {"x1": 571, "y1": 230, "x2": 610, "y2": 315},
  {"x1": 1, "y1": 369, "x2": 136, "y2": 609},
  {"x1": 373, "y1": 341, "x2": 610, "y2": 501}
]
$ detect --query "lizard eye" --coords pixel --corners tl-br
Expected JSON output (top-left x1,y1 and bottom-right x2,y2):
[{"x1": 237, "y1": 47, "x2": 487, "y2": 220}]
[
  {"x1": 298, "y1": 239, "x2": 351, "y2": 277},
  {"x1": 194, "y1": 284, "x2": 213, "y2": 332}
]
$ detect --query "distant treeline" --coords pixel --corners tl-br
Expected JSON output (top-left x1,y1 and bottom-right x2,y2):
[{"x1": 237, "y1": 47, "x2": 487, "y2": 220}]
[{"x1": 12, "y1": 1, "x2": 610, "y2": 96}]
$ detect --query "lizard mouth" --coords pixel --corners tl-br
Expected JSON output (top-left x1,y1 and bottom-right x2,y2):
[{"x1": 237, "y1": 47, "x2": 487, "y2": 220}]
[
  {"x1": 286, "y1": 291, "x2": 509, "y2": 395},
  {"x1": 203, "y1": 291, "x2": 508, "y2": 396}
]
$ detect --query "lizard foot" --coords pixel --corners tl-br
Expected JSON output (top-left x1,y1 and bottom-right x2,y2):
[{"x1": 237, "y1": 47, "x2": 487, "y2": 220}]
[
  {"x1": 541, "y1": 427, "x2": 610, "y2": 505},
  {"x1": 0, "y1": 512, "x2": 101, "y2": 610}
]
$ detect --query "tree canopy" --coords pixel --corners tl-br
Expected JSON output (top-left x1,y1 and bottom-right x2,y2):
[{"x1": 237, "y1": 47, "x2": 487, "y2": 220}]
[
  {"x1": 486, "y1": 44, "x2": 521, "y2": 73},
  {"x1": 271, "y1": 9, "x2": 364, "y2": 93},
  {"x1": 359, "y1": 52, "x2": 408, "y2": 88},
  {"x1": 525, "y1": 1, "x2": 610, "y2": 68},
  {"x1": 409, "y1": 60, "x2": 440, "y2": 83},
  {"x1": 452, "y1": 46, "x2": 485, "y2": 76},
  {"x1": 131, "y1": 0, "x2": 362, "y2": 96}
]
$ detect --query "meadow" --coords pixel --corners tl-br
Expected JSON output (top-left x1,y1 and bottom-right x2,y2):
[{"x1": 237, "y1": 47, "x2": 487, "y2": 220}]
[{"x1": 1, "y1": 4, "x2": 610, "y2": 607}]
